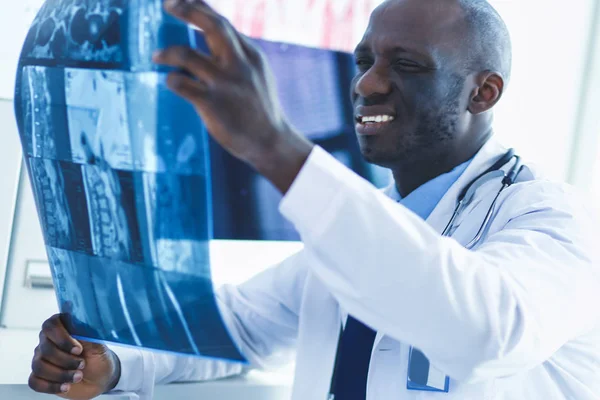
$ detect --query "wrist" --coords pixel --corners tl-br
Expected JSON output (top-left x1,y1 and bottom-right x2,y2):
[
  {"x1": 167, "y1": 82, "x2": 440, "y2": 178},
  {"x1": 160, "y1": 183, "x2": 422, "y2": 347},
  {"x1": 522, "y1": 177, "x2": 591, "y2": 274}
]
[
  {"x1": 252, "y1": 127, "x2": 314, "y2": 194},
  {"x1": 105, "y1": 349, "x2": 122, "y2": 392}
]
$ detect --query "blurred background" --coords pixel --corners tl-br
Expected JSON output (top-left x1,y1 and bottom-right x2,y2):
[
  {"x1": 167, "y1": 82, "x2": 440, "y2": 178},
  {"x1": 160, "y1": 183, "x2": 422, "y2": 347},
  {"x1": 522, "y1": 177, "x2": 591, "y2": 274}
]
[{"x1": 0, "y1": 0, "x2": 599, "y2": 395}]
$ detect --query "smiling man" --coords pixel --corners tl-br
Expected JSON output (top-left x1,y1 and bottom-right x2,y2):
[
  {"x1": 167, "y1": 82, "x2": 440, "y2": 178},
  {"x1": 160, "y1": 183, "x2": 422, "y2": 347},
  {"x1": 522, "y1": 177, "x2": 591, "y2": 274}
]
[{"x1": 29, "y1": 0, "x2": 600, "y2": 399}]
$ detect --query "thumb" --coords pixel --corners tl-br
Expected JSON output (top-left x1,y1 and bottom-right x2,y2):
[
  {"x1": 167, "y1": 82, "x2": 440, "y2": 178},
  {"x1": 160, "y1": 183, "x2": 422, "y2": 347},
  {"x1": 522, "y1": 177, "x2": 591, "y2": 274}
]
[
  {"x1": 67, "y1": 337, "x2": 102, "y2": 357},
  {"x1": 69, "y1": 337, "x2": 84, "y2": 356},
  {"x1": 58, "y1": 308, "x2": 107, "y2": 357}
]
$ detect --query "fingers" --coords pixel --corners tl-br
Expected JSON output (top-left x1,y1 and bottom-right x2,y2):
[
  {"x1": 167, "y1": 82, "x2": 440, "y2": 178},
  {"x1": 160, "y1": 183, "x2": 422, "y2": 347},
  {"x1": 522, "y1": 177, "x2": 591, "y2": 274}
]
[
  {"x1": 39, "y1": 334, "x2": 85, "y2": 371},
  {"x1": 30, "y1": 315, "x2": 88, "y2": 395},
  {"x1": 153, "y1": 46, "x2": 220, "y2": 84},
  {"x1": 163, "y1": 0, "x2": 245, "y2": 66},
  {"x1": 165, "y1": 72, "x2": 210, "y2": 103},
  {"x1": 29, "y1": 374, "x2": 71, "y2": 395},
  {"x1": 42, "y1": 314, "x2": 83, "y2": 356},
  {"x1": 236, "y1": 33, "x2": 264, "y2": 65},
  {"x1": 31, "y1": 357, "x2": 83, "y2": 385}
]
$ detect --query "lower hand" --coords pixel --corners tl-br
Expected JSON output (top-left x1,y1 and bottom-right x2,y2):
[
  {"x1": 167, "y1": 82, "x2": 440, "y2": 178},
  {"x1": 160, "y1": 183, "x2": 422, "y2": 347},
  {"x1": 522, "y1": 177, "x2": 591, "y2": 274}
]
[
  {"x1": 29, "y1": 314, "x2": 121, "y2": 400},
  {"x1": 154, "y1": 0, "x2": 314, "y2": 193}
]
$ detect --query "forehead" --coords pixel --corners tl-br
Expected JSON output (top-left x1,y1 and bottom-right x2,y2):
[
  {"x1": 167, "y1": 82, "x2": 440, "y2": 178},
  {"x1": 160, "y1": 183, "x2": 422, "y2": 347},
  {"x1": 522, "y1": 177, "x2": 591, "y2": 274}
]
[{"x1": 359, "y1": 0, "x2": 467, "y2": 58}]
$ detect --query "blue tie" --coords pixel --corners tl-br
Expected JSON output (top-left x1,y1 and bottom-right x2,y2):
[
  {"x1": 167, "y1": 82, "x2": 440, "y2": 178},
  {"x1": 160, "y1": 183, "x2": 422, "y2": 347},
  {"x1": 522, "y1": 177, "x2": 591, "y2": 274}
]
[{"x1": 330, "y1": 316, "x2": 377, "y2": 399}]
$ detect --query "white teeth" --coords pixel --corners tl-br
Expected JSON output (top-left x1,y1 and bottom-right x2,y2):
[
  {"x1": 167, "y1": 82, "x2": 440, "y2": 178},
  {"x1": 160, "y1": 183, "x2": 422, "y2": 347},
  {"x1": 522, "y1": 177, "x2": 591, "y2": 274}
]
[{"x1": 359, "y1": 115, "x2": 395, "y2": 124}]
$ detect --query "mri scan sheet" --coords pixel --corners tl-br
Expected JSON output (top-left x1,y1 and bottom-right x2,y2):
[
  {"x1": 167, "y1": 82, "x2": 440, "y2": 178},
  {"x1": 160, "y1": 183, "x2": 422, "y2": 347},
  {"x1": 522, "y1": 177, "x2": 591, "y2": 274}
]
[{"x1": 14, "y1": 0, "x2": 377, "y2": 360}]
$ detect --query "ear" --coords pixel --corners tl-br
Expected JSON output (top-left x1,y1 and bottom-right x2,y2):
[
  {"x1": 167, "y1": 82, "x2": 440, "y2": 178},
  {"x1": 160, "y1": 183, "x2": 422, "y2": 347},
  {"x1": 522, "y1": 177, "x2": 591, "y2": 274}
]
[{"x1": 468, "y1": 72, "x2": 504, "y2": 114}]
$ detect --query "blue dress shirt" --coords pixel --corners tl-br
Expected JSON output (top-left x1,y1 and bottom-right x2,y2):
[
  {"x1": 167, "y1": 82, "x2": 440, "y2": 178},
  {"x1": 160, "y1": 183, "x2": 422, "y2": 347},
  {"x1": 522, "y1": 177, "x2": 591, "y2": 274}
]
[{"x1": 331, "y1": 159, "x2": 471, "y2": 399}]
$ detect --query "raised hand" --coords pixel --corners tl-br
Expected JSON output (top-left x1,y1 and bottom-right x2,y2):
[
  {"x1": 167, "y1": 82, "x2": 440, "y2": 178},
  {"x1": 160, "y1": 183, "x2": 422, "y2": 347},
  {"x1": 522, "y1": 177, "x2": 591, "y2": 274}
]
[{"x1": 154, "y1": 0, "x2": 314, "y2": 194}]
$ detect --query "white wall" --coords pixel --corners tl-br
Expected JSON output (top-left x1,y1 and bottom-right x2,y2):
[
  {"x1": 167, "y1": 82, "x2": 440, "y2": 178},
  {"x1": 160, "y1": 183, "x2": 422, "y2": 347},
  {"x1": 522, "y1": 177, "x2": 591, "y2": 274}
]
[
  {"x1": 0, "y1": 101, "x2": 23, "y2": 318},
  {"x1": 568, "y1": 2, "x2": 600, "y2": 198},
  {"x1": 593, "y1": 146, "x2": 600, "y2": 199},
  {"x1": 492, "y1": 0, "x2": 596, "y2": 181}
]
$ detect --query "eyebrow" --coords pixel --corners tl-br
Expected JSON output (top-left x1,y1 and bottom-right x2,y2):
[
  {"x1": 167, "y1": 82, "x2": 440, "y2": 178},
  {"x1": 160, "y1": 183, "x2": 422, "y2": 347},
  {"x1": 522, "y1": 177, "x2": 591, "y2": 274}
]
[
  {"x1": 353, "y1": 43, "x2": 436, "y2": 66},
  {"x1": 355, "y1": 43, "x2": 426, "y2": 55}
]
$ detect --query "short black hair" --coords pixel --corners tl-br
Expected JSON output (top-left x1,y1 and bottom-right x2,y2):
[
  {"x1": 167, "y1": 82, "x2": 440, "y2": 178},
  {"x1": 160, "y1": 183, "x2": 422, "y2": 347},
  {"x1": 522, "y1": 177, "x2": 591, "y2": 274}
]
[{"x1": 458, "y1": 0, "x2": 512, "y2": 84}]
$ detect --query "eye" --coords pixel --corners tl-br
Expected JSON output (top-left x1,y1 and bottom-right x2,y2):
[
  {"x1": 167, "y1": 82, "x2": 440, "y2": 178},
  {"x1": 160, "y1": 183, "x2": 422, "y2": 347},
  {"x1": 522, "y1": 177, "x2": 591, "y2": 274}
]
[
  {"x1": 355, "y1": 57, "x2": 373, "y2": 71},
  {"x1": 394, "y1": 59, "x2": 423, "y2": 71}
]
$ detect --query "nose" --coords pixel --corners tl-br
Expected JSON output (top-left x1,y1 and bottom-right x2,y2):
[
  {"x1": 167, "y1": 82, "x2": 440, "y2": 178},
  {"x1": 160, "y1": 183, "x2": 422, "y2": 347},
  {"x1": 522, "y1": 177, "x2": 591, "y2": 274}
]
[{"x1": 354, "y1": 63, "x2": 392, "y2": 98}]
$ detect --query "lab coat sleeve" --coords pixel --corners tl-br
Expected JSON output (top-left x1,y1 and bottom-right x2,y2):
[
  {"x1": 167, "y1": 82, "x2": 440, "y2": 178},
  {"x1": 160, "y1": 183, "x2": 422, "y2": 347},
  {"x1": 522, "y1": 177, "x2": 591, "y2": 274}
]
[
  {"x1": 109, "y1": 250, "x2": 308, "y2": 398},
  {"x1": 279, "y1": 146, "x2": 600, "y2": 382}
]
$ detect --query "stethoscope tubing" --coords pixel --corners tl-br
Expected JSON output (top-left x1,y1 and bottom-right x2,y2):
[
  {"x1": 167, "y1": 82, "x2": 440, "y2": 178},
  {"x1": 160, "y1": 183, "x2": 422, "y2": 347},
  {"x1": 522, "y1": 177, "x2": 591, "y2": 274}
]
[{"x1": 442, "y1": 151, "x2": 524, "y2": 248}]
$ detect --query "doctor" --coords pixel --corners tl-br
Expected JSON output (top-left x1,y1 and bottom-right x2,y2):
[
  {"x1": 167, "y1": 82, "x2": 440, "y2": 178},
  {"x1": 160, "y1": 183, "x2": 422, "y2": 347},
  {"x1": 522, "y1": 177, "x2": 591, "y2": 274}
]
[{"x1": 29, "y1": 0, "x2": 600, "y2": 399}]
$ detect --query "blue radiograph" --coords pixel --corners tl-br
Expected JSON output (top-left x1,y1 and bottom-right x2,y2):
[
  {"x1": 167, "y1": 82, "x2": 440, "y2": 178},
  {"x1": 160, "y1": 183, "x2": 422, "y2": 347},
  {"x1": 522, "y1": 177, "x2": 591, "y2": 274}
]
[{"x1": 14, "y1": 0, "x2": 390, "y2": 361}]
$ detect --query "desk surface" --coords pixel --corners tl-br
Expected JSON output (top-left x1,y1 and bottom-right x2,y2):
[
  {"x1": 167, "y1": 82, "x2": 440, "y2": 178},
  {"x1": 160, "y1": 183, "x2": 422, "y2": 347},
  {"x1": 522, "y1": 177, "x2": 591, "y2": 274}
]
[{"x1": 0, "y1": 328, "x2": 293, "y2": 399}]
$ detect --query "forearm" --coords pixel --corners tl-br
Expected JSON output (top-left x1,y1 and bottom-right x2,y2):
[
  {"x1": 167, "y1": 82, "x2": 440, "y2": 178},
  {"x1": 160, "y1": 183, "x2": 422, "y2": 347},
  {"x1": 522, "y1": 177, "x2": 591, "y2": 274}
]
[{"x1": 109, "y1": 345, "x2": 244, "y2": 397}]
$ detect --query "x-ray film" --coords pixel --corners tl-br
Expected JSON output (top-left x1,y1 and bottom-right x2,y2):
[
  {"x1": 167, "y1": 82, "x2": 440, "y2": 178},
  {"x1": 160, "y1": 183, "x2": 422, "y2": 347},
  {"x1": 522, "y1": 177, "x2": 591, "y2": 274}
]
[{"x1": 14, "y1": 0, "x2": 388, "y2": 361}]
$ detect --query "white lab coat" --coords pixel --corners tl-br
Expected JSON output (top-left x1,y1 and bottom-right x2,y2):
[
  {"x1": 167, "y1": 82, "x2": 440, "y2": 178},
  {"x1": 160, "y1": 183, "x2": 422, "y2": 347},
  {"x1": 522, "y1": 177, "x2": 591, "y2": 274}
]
[{"x1": 111, "y1": 137, "x2": 600, "y2": 399}]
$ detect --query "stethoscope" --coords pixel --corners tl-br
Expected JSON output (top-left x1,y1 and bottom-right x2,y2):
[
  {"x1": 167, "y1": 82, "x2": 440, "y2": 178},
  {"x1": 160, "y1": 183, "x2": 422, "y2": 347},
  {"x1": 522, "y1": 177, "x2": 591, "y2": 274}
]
[
  {"x1": 328, "y1": 149, "x2": 526, "y2": 398},
  {"x1": 441, "y1": 148, "x2": 525, "y2": 248}
]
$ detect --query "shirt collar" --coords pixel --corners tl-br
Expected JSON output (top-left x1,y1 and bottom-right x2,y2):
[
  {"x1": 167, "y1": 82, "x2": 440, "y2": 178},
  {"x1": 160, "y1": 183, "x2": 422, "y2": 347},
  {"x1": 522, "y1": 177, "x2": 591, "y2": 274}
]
[{"x1": 384, "y1": 159, "x2": 472, "y2": 221}]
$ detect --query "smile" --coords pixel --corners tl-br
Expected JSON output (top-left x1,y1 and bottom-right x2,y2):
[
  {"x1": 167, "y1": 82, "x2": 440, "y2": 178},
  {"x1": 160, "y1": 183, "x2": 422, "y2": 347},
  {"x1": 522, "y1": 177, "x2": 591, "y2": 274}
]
[
  {"x1": 355, "y1": 114, "x2": 396, "y2": 136},
  {"x1": 356, "y1": 114, "x2": 396, "y2": 125}
]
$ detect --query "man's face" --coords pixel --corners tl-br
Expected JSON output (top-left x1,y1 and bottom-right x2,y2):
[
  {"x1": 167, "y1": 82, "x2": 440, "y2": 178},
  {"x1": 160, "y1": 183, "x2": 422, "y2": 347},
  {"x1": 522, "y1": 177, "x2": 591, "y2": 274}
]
[{"x1": 351, "y1": 0, "x2": 470, "y2": 168}]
